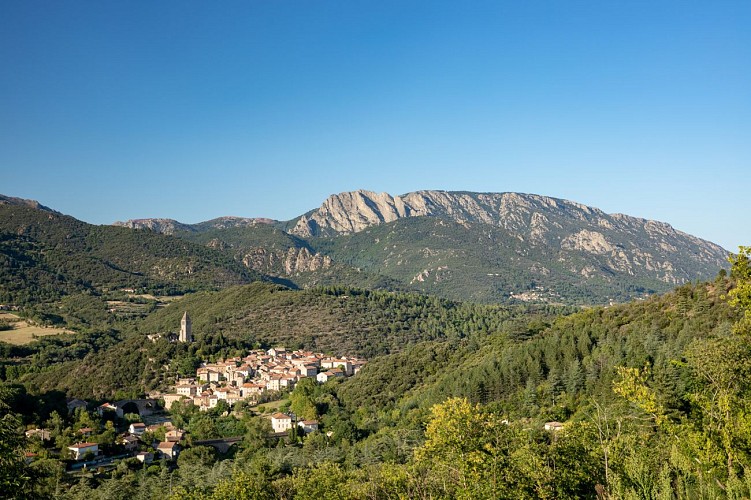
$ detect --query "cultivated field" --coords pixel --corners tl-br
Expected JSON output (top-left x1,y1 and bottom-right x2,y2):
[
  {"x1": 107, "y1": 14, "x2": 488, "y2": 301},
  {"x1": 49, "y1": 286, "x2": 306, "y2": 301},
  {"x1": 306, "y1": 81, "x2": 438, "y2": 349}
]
[{"x1": 0, "y1": 312, "x2": 73, "y2": 345}]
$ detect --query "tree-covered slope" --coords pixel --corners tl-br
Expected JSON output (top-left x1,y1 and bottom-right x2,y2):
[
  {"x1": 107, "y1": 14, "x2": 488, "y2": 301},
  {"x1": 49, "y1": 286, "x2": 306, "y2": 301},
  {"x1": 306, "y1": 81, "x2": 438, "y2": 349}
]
[
  {"x1": 340, "y1": 276, "x2": 738, "y2": 422},
  {"x1": 134, "y1": 283, "x2": 559, "y2": 358},
  {"x1": 0, "y1": 202, "x2": 262, "y2": 306},
  {"x1": 311, "y1": 215, "x2": 722, "y2": 304},
  {"x1": 115, "y1": 189, "x2": 730, "y2": 305},
  {"x1": 175, "y1": 223, "x2": 405, "y2": 292},
  {"x1": 8, "y1": 283, "x2": 567, "y2": 398}
]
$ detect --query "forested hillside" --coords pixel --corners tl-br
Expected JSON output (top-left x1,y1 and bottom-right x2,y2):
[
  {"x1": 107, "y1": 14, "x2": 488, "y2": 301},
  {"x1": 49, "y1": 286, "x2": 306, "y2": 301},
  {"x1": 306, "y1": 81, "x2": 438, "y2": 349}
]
[
  {"x1": 175, "y1": 223, "x2": 410, "y2": 292},
  {"x1": 7, "y1": 283, "x2": 566, "y2": 398},
  {"x1": 4, "y1": 252, "x2": 751, "y2": 498},
  {"x1": 0, "y1": 203, "x2": 261, "y2": 307},
  {"x1": 110, "y1": 189, "x2": 730, "y2": 305},
  {"x1": 2, "y1": 192, "x2": 749, "y2": 499}
]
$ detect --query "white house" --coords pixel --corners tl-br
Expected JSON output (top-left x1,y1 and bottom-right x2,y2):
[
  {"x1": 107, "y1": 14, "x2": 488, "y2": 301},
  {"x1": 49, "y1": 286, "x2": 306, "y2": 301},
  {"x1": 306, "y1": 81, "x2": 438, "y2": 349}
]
[
  {"x1": 129, "y1": 422, "x2": 147, "y2": 435},
  {"x1": 97, "y1": 402, "x2": 123, "y2": 418},
  {"x1": 297, "y1": 420, "x2": 319, "y2": 434},
  {"x1": 176, "y1": 384, "x2": 197, "y2": 397},
  {"x1": 68, "y1": 442, "x2": 99, "y2": 460},
  {"x1": 317, "y1": 369, "x2": 344, "y2": 383},
  {"x1": 267, "y1": 347, "x2": 287, "y2": 357},
  {"x1": 266, "y1": 377, "x2": 282, "y2": 392},
  {"x1": 270, "y1": 413, "x2": 293, "y2": 433}
]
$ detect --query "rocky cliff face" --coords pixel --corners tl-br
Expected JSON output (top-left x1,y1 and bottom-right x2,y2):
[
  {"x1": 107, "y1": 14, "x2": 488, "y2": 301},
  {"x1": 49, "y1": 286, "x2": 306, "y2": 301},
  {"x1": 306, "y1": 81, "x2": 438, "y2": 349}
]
[
  {"x1": 105, "y1": 188, "x2": 730, "y2": 304},
  {"x1": 291, "y1": 189, "x2": 728, "y2": 291},
  {"x1": 292, "y1": 189, "x2": 711, "y2": 243},
  {"x1": 292, "y1": 190, "x2": 579, "y2": 236},
  {"x1": 113, "y1": 218, "x2": 194, "y2": 235},
  {"x1": 114, "y1": 216, "x2": 275, "y2": 235},
  {"x1": 242, "y1": 247, "x2": 332, "y2": 276}
]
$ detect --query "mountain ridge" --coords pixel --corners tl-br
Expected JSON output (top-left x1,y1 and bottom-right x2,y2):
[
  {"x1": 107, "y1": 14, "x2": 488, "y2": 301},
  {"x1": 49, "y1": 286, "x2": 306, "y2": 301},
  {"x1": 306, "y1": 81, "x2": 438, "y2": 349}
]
[
  {"x1": 112, "y1": 188, "x2": 728, "y2": 254},
  {"x1": 107, "y1": 189, "x2": 730, "y2": 303},
  {"x1": 0, "y1": 190, "x2": 731, "y2": 305}
]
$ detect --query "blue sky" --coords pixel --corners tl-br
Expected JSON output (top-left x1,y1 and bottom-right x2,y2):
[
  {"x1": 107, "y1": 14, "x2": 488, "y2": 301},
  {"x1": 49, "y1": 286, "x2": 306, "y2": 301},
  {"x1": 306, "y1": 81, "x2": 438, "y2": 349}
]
[{"x1": 1, "y1": 1, "x2": 749, "y2": 251}]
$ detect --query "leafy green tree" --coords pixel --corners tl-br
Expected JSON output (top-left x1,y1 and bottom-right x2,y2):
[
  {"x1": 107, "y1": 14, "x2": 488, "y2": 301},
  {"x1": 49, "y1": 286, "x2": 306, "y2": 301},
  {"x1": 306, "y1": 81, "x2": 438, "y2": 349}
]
[
  {"x1": 289, "y1": 378, "x2": 318, "y2": 421},
  {"x1": 0, "y1": 385, "x2": 31, "y2": 498},
  {"x1": 177, "y1": 445, "x2": 217, "y2": 468},
  {"x1": 729, "y1": 246, "x2": 751, "y2": 334},
  {"x1": 290, "y1": 461, "x2": 349, "y2": 500}
]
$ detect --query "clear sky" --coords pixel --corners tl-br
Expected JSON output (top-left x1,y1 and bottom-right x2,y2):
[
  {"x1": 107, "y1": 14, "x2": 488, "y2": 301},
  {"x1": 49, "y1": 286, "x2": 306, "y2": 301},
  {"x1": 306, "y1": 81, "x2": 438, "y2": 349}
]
[{"x1": 1, "y1": 1, "x2": 749, "y2": 251}]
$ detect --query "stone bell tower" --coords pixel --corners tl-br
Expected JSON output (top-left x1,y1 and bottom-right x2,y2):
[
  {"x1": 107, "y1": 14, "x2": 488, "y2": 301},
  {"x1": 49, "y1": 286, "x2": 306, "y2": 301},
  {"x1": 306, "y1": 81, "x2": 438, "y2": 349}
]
[{"x1": 179, "y1": 311, "x2": 192, "y2": 343}]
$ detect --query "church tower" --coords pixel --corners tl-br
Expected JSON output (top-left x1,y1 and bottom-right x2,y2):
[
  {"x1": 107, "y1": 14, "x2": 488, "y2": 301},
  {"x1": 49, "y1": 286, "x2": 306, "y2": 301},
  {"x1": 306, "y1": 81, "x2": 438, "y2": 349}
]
[{"x1": 179, "y1": 312, "x2": 192, "y2": 343}]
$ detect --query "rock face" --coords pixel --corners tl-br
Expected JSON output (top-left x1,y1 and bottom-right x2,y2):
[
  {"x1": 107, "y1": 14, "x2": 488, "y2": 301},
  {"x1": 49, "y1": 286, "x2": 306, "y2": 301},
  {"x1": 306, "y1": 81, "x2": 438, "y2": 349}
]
[
  {"x1": 105, "y1": 188, "x2": 730, "y2": 304},
  {"x1": 290, "y1": 189, "x2": 728, "y2": 294},
  {"x1": 291, "y1": 190, "x2": 627, "y2": 238},
  {"x1": 114, "y1": 216, "x2": 275, "y2": 235},
  {"x1": 242, "y1": 247, "x2": 331, "y2": 276},
  {"x1": 113, "y1": 218, "x2": 194, "y2": 235}
]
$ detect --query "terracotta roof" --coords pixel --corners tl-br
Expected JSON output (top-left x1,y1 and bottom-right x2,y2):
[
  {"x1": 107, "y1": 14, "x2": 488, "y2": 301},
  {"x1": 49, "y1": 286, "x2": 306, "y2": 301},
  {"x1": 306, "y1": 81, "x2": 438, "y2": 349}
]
[{"x1": 69, "y1": 442, "x2": 98, "y2": 449}]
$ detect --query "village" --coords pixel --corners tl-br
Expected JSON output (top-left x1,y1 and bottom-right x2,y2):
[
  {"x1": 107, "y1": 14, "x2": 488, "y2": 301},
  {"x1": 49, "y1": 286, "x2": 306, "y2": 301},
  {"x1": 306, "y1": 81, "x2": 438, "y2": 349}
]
[
  {"x1": 22, "y1": 313, "x2": 367, "y2": 469},
  {"x1": 162, "y1": 346, "x2": 366, "y2": 414},
  {"x1": 160, "y1": 313, "x2": 366, "y2": 414}
]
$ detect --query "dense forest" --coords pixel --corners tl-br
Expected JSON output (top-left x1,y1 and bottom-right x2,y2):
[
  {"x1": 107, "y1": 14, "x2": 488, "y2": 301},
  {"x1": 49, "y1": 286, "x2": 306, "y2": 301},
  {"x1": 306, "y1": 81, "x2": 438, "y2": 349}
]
[
  {"x1": 2, "y1": 246, "x2": 751, "y2": 498},
  {"x1": 0, "y1": 203, "x2": 261, "y2": 307},
  {"x1": 3, "y1": 283, "x2": 566, "y2": 398}
]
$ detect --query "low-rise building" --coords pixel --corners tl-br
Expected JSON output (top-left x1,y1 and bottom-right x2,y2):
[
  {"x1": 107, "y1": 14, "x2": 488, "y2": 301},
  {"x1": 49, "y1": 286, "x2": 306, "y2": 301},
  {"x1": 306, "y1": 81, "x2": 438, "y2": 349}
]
[
  {"x1": 66, "y1": 398, "x2": 88, "y2": 415},
  {"x1": 163, "y1": 393, "x2": 186, "y2": 410},
  {"x1": 544, "y1": 421, "x2": 565, "y2": 432},
  {"x1": 270, "y1": 413, "x2": 293, "y2": 433},
  {"x1": 157, "y1": 441, "x2": 179, "y2": 460},
  {"x1": 120, "y1": 434, "x2": 140, "y2": 451},
  {"x1": 129, "y1": 422, "x2": 147, "y2": 435},
  {"x1": 165, "y1": 429, "x2": 185, "y2": 442},
  {"x1": 68, "y1": 442, "x2": 99, "y2": 461},
  {"x1": 97, "y1": 402, "x2": 124, "y2": 418},
  {"x1": 297, "y1": 420, "x2": 319, "y2": 434},
  {"x1": 176, "y1": 384, "x2": 197, "y2": 397},
  {"x1": 25, "y1": 428, "x2": 51, "y2": 441},
  {"x1": 317, "y1": 369, "x2": 344, "y2": 383}
]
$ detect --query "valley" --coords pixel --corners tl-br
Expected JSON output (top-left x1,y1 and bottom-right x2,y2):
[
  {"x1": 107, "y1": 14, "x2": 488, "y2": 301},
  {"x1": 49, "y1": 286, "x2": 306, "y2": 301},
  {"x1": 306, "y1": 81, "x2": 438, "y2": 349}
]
[{"x1": 0, "y1": 190, "x2": 748, "y2": 499}]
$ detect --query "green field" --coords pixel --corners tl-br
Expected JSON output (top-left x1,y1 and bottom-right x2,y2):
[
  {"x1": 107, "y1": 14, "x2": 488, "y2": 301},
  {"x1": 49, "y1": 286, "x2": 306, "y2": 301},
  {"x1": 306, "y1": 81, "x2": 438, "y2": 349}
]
[{"x1": 0, "y1": 312, "x2": 73, "y2": 344}]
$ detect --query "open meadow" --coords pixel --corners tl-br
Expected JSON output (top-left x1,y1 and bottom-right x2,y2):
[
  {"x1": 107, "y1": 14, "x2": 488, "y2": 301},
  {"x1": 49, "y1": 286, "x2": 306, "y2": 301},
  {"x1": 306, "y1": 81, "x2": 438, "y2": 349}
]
[{"x1": 0, "y1": 312, "x2": 73, "y2": 344}]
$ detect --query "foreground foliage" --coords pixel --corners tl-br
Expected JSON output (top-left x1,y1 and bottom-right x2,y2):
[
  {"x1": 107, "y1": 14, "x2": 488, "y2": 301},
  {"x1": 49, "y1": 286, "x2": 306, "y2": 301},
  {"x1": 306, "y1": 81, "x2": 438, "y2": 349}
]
[{"x1": 2, "y1": 251, "x2": 750, "y2": 498}]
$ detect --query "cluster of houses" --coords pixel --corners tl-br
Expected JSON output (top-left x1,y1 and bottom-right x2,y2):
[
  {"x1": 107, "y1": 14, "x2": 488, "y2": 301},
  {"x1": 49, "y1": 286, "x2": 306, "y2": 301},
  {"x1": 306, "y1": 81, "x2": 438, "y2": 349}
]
[
  {"x1": 162, "y1": 347, "x2": 366, "y2": 412},
  {"x1": 269, "y1": 412, "x2": 320, "y2": 435},
  {"x1": 26, "y1": 418, "x2": 185, "y2": 464}
]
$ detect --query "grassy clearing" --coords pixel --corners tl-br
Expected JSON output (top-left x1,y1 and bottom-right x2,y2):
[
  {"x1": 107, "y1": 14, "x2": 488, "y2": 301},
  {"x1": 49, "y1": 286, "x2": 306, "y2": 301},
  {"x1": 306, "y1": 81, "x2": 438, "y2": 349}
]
[
  {"x1": 249, "y1": 398, "x2": 289, "y2": 415},
  {"x1": 0, "y1": 313, "x2": 73, "y2": 344},
  {"x1": 128, "y1": 293, "x2": 184, "y2": 302}
]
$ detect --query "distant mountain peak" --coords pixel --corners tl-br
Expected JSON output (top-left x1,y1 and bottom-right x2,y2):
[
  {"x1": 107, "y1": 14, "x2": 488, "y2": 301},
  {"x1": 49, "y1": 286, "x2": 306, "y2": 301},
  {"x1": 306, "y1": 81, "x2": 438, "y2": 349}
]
[
  {"x1": 113, "y1": 216, "x2": 277, "y2": 235},
  {"x1": 290, "y1": 189, "x2": 620, "y2": 238},
  {"x1": 113, "y1": 218, "x2": 194, "y2": 235},
  {"x1": 0, "y1": 194, "x2": 58, "y2": 214}
]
